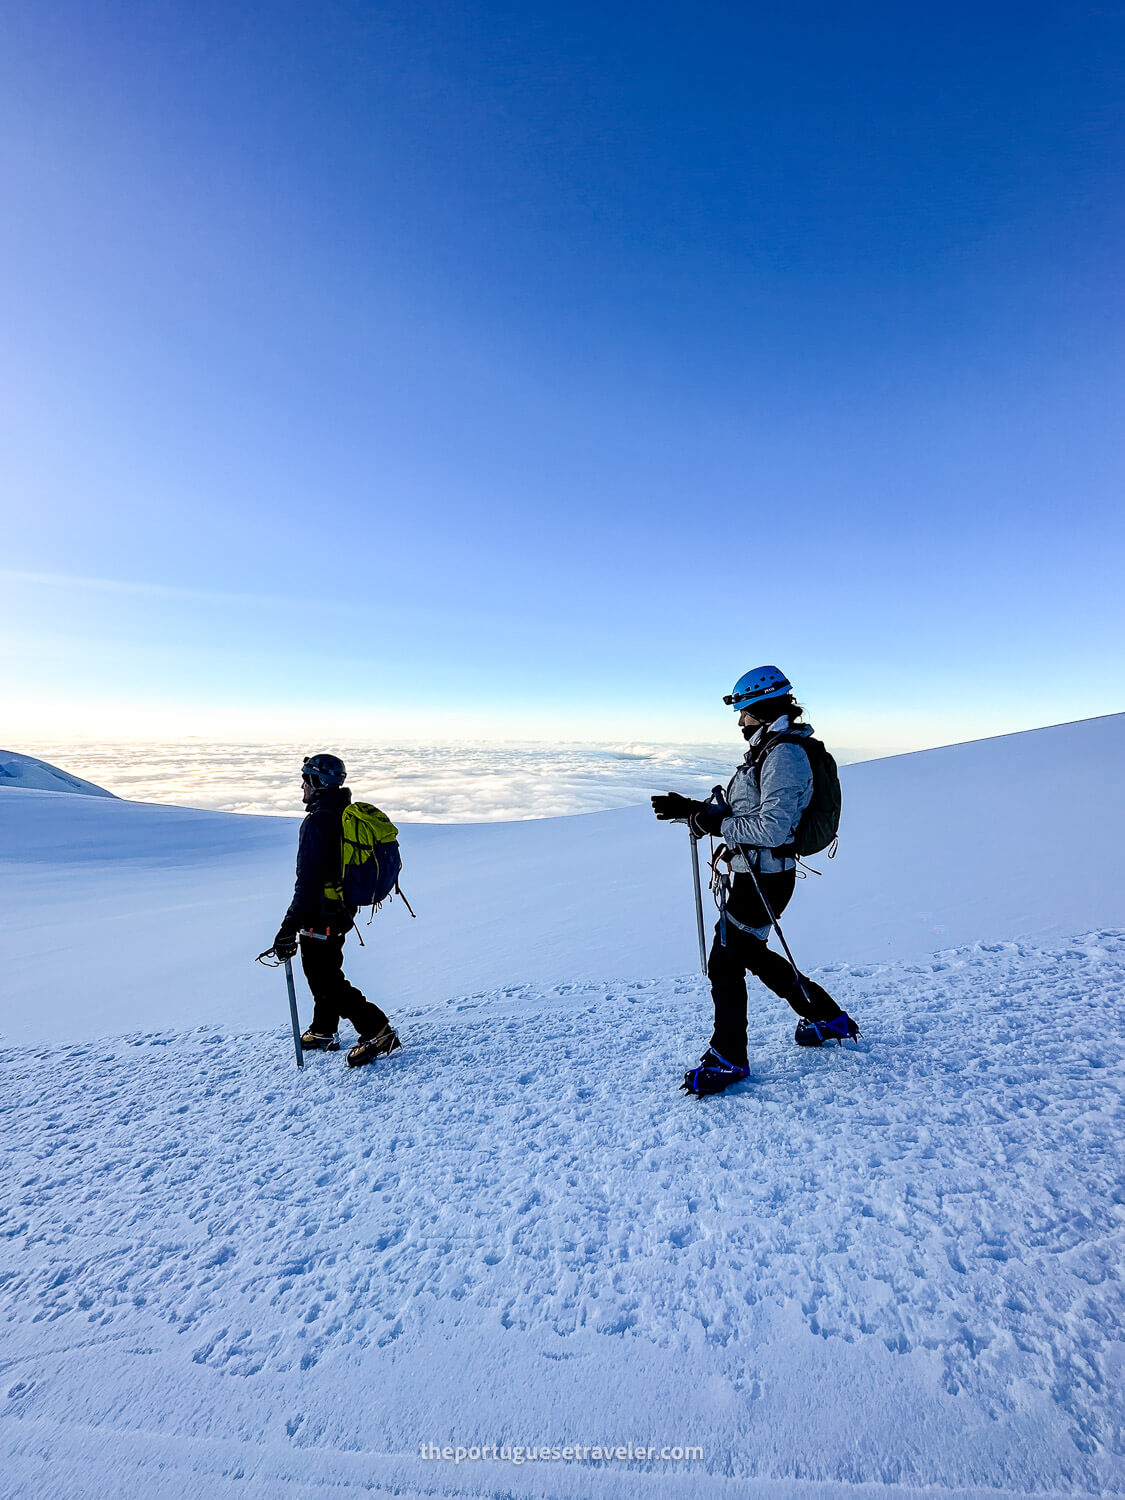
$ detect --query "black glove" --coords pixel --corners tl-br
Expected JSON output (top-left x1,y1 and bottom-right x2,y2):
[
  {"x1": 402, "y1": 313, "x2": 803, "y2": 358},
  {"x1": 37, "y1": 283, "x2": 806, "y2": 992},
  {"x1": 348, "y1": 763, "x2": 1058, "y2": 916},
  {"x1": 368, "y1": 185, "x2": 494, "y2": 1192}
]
[
  {"x1": 651, "y1": 792, "x2": 708, "y2": 822},
  {"x1": 272, "y1": 930, "x2": 299, "y2": 962},
  {"x1": 690, "y1": 806, "x2": 725, "y2": 837}
]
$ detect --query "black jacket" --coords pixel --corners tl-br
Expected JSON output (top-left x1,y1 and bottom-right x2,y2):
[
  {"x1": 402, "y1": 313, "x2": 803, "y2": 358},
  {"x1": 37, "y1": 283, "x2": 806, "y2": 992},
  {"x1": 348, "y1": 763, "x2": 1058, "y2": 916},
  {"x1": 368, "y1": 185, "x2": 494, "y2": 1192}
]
[{"x1": 277, "y1": 785, "x2": 354, "y2": 939}]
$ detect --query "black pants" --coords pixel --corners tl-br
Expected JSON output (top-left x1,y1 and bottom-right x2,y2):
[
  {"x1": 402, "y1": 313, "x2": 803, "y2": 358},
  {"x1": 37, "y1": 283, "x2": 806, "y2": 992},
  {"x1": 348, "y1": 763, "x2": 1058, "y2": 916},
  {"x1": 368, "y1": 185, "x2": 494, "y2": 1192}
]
[
  {"x1": 300, "y1": 933, "x2": 388, "y2": 1038},
  {"x1": 708, "y1": 869, "x2": 841, "y2": 1066}
]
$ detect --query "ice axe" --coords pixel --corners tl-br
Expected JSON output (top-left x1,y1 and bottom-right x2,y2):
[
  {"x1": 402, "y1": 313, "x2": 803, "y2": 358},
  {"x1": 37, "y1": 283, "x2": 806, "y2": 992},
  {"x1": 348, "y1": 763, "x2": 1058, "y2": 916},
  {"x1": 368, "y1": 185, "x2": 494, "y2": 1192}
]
[
  {"x1": 688, "y1": 828, "x2": 707, "y2": 975},
  {"x1": 688, "y1": 784, "x2": 732, "y2": 973},
  {"x1": 283, "y1": 959, "x2": 304, "y2": 1069},
  {"x1": 255, "y1": 947, "x2": 305, "y2": 1069}
]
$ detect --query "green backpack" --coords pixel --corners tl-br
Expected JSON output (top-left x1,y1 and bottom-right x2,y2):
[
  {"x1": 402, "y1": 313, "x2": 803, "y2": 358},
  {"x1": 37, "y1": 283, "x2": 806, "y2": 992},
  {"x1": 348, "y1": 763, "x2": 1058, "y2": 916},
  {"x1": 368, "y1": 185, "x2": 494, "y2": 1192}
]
[{"x1": 323, "y1": 802, "x2": 406, "y2": 912}]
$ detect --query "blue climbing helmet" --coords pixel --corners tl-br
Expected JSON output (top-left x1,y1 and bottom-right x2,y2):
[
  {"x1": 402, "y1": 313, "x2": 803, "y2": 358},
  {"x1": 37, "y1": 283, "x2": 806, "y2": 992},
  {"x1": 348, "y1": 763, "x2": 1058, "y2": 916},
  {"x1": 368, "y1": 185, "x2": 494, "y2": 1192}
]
[
  {"x1": 301, "y1": 752, "x2": 347, "y2": 788},
  {"x1": 723, "y1": 665, "x2": 792, "y2": 710}
]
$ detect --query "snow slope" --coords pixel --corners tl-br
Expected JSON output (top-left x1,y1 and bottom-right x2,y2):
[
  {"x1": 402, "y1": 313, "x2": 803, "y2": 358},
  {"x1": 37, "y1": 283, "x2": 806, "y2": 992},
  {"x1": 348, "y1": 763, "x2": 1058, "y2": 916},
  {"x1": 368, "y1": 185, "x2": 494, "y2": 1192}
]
[
  {"x1": 0, "y1": 749, "x2": 115, "y2": 798},
  {"x1": 1, "y1": 714, "x2": 1123, "y2": 1045},
  {"x1": 1, "y1": 716, "x2": 1123, "y2": 1497}
]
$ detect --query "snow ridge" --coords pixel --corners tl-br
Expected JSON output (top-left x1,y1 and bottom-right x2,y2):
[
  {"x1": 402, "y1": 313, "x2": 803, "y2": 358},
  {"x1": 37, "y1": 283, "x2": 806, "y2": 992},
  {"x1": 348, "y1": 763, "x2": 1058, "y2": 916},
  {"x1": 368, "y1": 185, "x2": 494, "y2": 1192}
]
[{"x1": 0, "y1": 750, "x2": 115, "y2": 799}]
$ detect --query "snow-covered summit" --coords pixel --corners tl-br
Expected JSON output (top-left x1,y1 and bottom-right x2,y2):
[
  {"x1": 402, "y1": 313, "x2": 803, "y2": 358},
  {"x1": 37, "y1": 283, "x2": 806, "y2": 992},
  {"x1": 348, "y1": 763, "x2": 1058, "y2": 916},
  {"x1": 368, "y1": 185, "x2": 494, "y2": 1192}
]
[
  {"x1": 0, "y1": 713, "x2": 1122, "y2": 1497},
  {"x1": 0, "y1": 749, "x2": 115, "y2": 798}
]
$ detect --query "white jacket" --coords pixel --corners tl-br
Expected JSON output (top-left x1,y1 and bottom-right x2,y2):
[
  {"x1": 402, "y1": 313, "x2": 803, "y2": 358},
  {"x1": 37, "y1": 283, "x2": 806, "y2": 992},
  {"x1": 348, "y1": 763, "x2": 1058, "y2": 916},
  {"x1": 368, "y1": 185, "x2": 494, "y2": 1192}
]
[{"x1": 720, "y1": 717, "x2": 814, "y2": 875}]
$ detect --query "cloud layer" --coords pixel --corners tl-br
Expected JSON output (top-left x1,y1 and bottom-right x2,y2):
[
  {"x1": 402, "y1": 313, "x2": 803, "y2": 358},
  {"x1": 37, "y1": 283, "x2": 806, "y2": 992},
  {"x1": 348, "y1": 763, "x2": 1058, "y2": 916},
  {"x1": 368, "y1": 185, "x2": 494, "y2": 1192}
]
[{"x1": 16, "y1": 742, "x2": 769, "y2": 822}]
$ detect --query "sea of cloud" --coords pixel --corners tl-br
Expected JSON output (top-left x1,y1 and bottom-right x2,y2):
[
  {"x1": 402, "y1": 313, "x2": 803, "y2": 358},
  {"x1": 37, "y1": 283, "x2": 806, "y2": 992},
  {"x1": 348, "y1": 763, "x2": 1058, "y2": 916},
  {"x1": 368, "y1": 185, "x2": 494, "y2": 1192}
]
[
  {"x1": 19, "y1": 740, "x2": 880, "y2": 822},
  {"x1": 10, "y1": 741, "x2": 880, "y2": 822}
]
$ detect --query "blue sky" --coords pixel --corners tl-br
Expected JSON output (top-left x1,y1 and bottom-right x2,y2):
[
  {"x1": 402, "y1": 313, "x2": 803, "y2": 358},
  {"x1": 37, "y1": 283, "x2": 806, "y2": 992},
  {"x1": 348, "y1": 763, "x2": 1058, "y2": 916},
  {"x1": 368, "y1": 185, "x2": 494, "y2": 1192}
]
[{"x1": 2, "y1": 0, "x2": 1122, "y2": 748}]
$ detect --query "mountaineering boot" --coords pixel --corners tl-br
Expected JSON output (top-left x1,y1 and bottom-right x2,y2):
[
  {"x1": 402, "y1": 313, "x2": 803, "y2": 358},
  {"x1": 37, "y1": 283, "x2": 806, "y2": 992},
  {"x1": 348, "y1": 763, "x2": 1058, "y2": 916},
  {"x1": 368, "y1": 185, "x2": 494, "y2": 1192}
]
[
  {"x1": 794, "y1": 1013, "x2": 861, "y2": 1047},
  {"x1": 346, "y1": 1025, "x2": 402, "y2": 1069},
  {"x1": 300, "y1": 1030, "x2": 340, "y2": 1052},
  {"x1": 681, "y1": 1048, "x2": 751, "y2": 1097}
]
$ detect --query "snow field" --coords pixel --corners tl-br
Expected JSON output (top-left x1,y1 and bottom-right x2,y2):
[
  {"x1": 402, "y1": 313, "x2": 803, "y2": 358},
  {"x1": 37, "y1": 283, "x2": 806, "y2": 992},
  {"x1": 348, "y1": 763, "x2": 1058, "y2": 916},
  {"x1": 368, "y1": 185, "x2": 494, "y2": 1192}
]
[
  {"x1": 3, "y1": 716, "x2": 1125, "y2": 1495},
  {"x1": 3, "y1": 932, "x2": 1123, "y2": 1498}
]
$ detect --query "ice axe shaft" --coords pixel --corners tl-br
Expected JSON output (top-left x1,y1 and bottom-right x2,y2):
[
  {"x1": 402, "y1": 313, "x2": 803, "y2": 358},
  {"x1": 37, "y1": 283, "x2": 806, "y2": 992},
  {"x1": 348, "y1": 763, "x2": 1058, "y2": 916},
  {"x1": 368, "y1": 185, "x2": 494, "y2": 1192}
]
[
  {"x1": 283, "y1": 958, "x2": 304, "y2": 1069},
  {"x1": 689, "y1": 830, "x2": 708, "y2": 975}
]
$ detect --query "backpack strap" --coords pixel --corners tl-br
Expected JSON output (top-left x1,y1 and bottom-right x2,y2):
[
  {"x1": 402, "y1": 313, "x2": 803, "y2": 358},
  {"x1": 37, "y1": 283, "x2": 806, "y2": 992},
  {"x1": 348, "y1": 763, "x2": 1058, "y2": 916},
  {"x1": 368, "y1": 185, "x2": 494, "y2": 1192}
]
[
  {"x1": 394, "y1": 880, "x2": 418, "y2": 919},
  {"x1": 749, "y1": 729, "x2": 805, "y2": 768}
]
